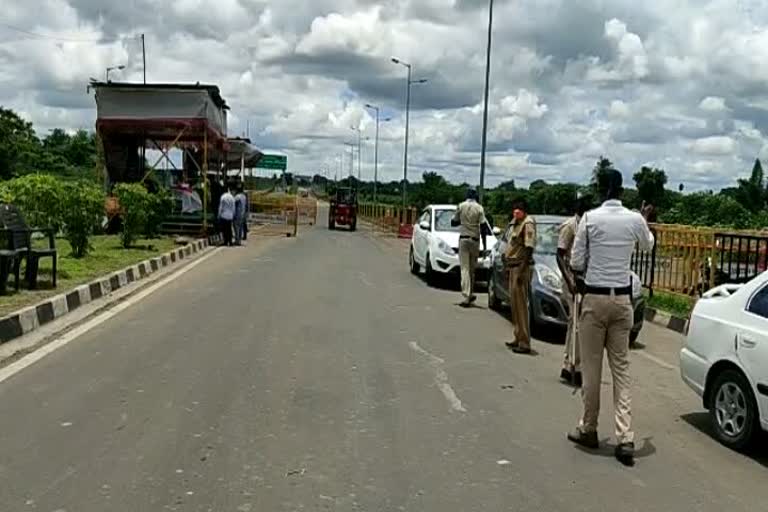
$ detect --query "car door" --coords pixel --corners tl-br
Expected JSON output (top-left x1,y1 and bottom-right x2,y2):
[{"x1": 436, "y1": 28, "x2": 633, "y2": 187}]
[
  {"x1": 414, "y1": 209, "x2": 431, "y2": 264},
  {"x1": 737, "y1": 282, "x2": 768, "y2": 419}
]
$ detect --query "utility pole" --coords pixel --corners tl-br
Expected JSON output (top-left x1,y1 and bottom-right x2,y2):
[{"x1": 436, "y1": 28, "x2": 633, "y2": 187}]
[
  {"x1": 479, "y1": 0, "x2": 494, "y2": 203},
  {"x1": 391, "y1": 58, "x2": 427, "y2": 211},
  {"x1": 365, "y1": 104, "x2": 392, "y2": 207},
  {"x1": 141, "y1": 34, "x2": 146, "y2": 84}
]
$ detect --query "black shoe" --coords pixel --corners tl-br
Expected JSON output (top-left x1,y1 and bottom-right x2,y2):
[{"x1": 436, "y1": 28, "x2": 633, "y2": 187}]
[
  {"x1": 468, "y1": 295, "x2": 477, "y2": 303},
  {"x1": 505, "y1": 342, "x2": 518, "y2": 349},
  {"x1": 567, "y1": 428, "x2": 599, "y2": 449},
  {"x1": 560, "y1": 368, "x2": 573, "y2": 383},
  {"x1": 512, "y1": 346, "x2": 532, "y2": 355},
  {"x1": 459, "y1": 301, "x2": 472, "y2": 308},
  {"x1": 615, "y1": 442, "x2": 635, "y2": 466},
  {"x1": 572, "y1": 372, "x2": 583, "y2": 388}
]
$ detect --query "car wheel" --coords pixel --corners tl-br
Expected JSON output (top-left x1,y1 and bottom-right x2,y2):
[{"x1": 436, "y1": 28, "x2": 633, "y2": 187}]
[
  {"x1": 488, "y1": 272, "x2": 502, "y2": 311},
  {"x1": 328, "y1": 217, "x2": 335, "y2": 230},
  {"x1": 409, "y1": 247, "x2": 420, "y2": 275},
  {"x1": 424, "y1": 253, "x2": 438, "y2": 287},
  {"x1": 350, "y1": 220, "x2": 357, "y2": 232},
  {"x1": 709, "y1": 369, "x2": 760, "y2": 451}
]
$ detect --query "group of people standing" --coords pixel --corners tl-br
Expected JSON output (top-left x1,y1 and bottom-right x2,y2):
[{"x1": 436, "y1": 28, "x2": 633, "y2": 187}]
[
  {"x1": 453, "y1": 169, "x2": 654, "y2": 467},
  {"x1": 218, "y1": 183, "x2": 249, "y2": 246}
]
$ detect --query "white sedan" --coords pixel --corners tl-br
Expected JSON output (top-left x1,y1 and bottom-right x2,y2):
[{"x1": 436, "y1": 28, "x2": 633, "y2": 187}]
[
  {"x1": 408, "y1": 204, "x2": 499, "y2": 285},
  {"x1": 680, "y1": 270, "x2": 768, "y2": 451}
]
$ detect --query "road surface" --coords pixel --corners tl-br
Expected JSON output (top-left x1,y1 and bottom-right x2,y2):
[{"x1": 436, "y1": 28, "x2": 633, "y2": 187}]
[{"x1": 0, "y1": 213, "x2": 765, "y2": 511}]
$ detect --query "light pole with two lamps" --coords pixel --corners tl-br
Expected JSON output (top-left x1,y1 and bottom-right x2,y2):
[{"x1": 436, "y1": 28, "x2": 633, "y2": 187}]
[
  {"x1": 364, "y1": 103, "x2": 392, "y2": 206},
  {"x1": 391, "y1": 57, "x2": 427, "y2": 211}
]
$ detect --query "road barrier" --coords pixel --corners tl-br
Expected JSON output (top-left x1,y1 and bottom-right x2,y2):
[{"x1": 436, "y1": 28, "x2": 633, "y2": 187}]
[
  {"x1": 358, "y1": 203, "x2": 419, "y2": 238},
  {"x1": 247, "y1": 192, "x2": 317, "y2": 237}
]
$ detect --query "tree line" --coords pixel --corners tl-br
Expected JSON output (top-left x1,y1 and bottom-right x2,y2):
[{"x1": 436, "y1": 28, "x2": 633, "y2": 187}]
[{"x1": 3, "y1": 105, "x2": 768, "y2": 230}]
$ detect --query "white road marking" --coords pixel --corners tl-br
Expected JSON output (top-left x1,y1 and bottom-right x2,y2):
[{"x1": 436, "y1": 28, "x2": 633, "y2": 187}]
[
  {"x1": 635, "y1": 349, "x2": 677, "y2": 371},
  {"x1": 409, "y1": 341, "x2": 467, "y2": 413},
  {"x1": 0, "y1": 247, "x2": 223, "y2": 386}
]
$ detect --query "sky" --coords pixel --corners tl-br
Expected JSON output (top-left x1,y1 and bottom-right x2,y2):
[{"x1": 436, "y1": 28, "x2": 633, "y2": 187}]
[{"x1": 3, "y1": 0, "x2": 768, "y2": 190}]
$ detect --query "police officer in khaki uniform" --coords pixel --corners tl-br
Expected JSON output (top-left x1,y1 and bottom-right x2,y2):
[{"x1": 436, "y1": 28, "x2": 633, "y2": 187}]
[
  {"x1": 557, "y1": 195, "x2": 590, "y2": 386},
  {"x1": 452, "y1": 188, "x2": 487, "y2": 307},
  {"x1": 503, "y1": 199, "x2": 536, "y2": 355}
]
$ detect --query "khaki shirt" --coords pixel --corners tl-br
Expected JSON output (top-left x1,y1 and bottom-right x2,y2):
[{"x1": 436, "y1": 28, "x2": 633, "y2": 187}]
[
  {"x1": 452, "y1": 200, "x2": 486, "y2": 239},
  {"x1": 504, "y1": 216, "x2": 536, "y2": 265},
  {"x1": 558, "y1": 215, "x2": 579, "y2": 263}
]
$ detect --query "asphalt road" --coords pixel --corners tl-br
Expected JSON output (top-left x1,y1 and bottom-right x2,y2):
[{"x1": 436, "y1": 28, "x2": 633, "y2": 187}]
[{"x1": 0, "y1": 213, "x2": 766, "y2": 511}]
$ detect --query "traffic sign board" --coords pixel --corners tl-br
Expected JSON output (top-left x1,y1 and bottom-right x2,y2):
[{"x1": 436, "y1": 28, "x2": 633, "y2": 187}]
[{"x1": 256, "y1": 154, "x2": 287, "y2": 170}]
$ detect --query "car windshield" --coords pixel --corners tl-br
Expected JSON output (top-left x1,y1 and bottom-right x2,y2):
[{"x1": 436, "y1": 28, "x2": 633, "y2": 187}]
[
  {"x1": 535, "y1": 223, "x2": 560, "y2": 255},
  {"x1": 434, "y1": 209, "x2": 459, "y2": 232}
]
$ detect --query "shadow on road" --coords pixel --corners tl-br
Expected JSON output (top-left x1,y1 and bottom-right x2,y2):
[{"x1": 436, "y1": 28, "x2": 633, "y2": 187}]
[{"x1": 680, "y1": 412, "x2": 768, "y2": 468}]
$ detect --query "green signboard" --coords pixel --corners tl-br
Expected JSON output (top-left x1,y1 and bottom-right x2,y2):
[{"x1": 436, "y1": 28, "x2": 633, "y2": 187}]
[{"x1": 256, "y1": 154, "x2": 287, "y2": 170}]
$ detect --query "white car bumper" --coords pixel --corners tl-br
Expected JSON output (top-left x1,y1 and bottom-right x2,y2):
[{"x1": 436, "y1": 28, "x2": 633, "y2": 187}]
[
  {"x1": 431, "y1": 253, "x2": 492, "y2": 274},
  {"x1": 680, "y1": 347, "x2": 708, "y2": 398}
]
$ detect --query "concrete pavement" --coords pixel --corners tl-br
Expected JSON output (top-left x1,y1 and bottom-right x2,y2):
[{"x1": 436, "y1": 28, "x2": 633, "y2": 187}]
[{"x1": 0, "y1": 217, "x2": 765, "y2": 511}]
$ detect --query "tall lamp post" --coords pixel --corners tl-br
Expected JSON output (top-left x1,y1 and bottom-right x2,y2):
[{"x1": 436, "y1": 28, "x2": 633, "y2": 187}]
[
  {"x1": 365, "y1": 104, "x2": 392, "y2": 206},
  {"x1": 343, "y1": 142, "x2": 356, "y2": 181},
  {"x1": 350, "y1": 125, "x2": 363, "y2": 181},
  {"x1": 478, "y1": 0, "x2": 494, "y2": 203},
  {"x1": 391, "y1": 57, "x2": 427, "y2": 211},
  {"x1": 105, "y1": 65, "x2": 126, "y2": 82}
]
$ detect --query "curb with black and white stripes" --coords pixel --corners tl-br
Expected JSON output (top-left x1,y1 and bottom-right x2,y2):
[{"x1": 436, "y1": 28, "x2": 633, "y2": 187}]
[
  {"x1": 644, "y1": 307, "x2": 689, "y2": 335},
  {"x1": 0, "y1": 234, "x2": 222, "y2": 345}
]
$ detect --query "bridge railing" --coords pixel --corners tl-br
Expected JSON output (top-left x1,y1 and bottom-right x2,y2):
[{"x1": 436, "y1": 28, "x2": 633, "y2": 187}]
[{"x1": 631, "y1": 224, "x2": 768, "y2": 297}]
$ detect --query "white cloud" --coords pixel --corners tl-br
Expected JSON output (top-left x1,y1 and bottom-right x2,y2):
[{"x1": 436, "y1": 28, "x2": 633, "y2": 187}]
[
  {"x1": 609, "y1": 100, "x2": 630, "y2": 119},
  {"x1": 699, "y1": 96, "x2": 727, "y2": 112},
  {"x1": 691, "y1": 136, "x2": 736, "y2": 156}
]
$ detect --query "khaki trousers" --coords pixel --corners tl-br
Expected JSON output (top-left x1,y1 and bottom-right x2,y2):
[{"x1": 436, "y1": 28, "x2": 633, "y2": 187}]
[
  {"x1": 509, "y1": 264, "x2": 532, "y2": 349},
  {"x1": 563, "y1": 292, "x2": 581, "y2": 371},
  {"x1": 459, "y1": 239, "x2": 480, "y2": 300},
  {"x1": 578, "y1": 293, "x2": 634, "y2": 444}
]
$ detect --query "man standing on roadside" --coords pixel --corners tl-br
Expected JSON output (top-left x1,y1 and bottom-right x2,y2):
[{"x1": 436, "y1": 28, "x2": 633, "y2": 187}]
[
  {"x1": 557, "y1": 195, "x2": 590, "y2": 386},
  {"x1": 503, "y1": 199, "x2": 536, "y2": 355},
  {"x1": 452, "y1": 188, "x2": 487, "y2": 307},
  {"x1": 567, "y1": 170, "x2": 654, "y2": 466},
  {"x1": 218, "y1": 184, "x2": 236, "y2": 247},
  {"x1": 234, "y1": 183, "x2": 248, "y2": 246}
]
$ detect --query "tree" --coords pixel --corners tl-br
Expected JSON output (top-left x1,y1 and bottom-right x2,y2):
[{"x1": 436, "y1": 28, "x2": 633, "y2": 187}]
[
  {"x1": 734, "y1": 158, "x2": 765, "y2": 212},
  {"x1": 0, "y1": 108, "x2": 40, "y2": 179},
  {"x1": 633, "y1": 166, "x2": 668, "y2": 207}
]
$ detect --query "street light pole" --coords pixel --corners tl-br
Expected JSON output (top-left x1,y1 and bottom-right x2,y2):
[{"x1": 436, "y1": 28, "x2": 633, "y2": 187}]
[
  {"x1": 350, "y1": 126, "x2": 363, "y2": 181},
  {"x1": 365, "y1": 103, "x2": 392, "y2": 207},
  {"x1": 391, "y1": 58, "x2": 427, "y2": 211},
  {"x1": 479, "y1": 0, "x2": 494, "y2": 204}
]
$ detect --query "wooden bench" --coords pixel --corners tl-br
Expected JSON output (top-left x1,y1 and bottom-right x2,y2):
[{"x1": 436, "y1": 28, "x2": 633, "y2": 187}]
[{"x1": 0, "y1": 204, "x2": 57, "y2": 292}]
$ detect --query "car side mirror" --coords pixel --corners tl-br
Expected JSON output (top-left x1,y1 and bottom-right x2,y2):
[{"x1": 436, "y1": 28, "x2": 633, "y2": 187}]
[
  {"x1": 419, "y1": 221, "x2": 431, "y2": 231},
  {"x1": 492, "y1": 227, "x2": 502, "y2": 236}
]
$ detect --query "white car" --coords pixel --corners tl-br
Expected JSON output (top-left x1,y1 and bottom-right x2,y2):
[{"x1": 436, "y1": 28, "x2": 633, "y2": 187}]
[
  {"x1": 680, "y1": 270, "x2": 768, "y2": 451},
  {"x1": 408, "y1": 204, "x2": 500, "y2": 285}
]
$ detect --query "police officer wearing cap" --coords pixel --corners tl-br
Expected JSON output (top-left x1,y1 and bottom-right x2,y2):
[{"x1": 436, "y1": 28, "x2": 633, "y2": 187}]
[{"x1": 567, "y1": 170, "x2": 654, "y2": 466}]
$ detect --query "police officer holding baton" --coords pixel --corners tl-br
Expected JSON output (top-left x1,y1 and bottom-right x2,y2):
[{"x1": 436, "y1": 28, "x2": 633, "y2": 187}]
[{"x1": 567, "y1": 170, "x2": 654, "y2": 466}]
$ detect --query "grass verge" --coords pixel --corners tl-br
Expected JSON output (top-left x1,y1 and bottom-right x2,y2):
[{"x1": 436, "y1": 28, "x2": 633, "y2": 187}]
[
  {"x1": 646, "y1": 290, "x2": 696, "y2": 318},
  {"x1": 0, "y1": 235, "x2": 177, "y2": 317}
]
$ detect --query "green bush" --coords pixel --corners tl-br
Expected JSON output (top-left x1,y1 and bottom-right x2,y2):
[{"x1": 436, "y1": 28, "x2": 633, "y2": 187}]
[
  {"x1": 0, "y1": 174, "x2": 64, "y2": 230},
  {"x1": 61, "y1": 182, "x2": 105, "y2": 258},
  {"x1": 113, "y1": 183, "x2": 151, "y2": 248},
  {"x1": 145, "y1": 189, "x2": 173, "y2": 238}
]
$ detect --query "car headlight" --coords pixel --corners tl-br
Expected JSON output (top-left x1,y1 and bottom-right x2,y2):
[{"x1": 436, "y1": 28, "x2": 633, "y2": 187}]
[
  {"x1": 437, "y1": 239, "x2": 453, "y2": 255},
  {"x1": 535, "y1": 264, "x2": 562, "y2": 292},
  {"x1": 631, "y1": 272, "x2": 642, "y2": 299}
]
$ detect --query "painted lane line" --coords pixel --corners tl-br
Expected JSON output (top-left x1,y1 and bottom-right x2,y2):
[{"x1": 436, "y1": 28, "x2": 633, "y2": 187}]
[
  {"x1": 409, "y1": 341, "x2": 467, "y2": 413},
  {"x1": 635, "y1": 349, "x2": 677, "y2": 371},
  {"x1": 0, "y1": 248, "x2": 223, "y2": 386}
]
